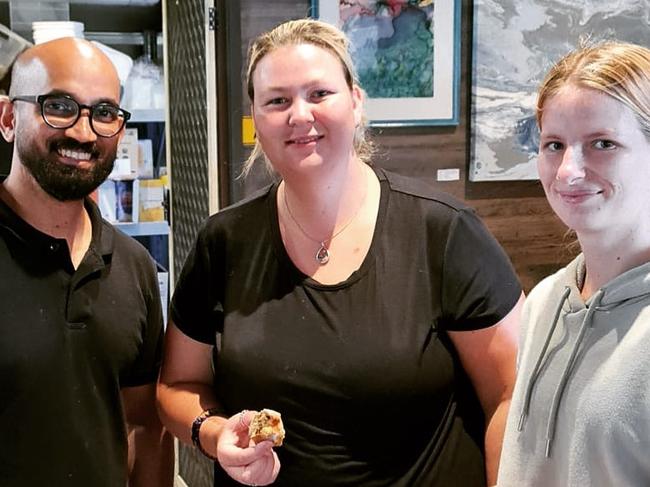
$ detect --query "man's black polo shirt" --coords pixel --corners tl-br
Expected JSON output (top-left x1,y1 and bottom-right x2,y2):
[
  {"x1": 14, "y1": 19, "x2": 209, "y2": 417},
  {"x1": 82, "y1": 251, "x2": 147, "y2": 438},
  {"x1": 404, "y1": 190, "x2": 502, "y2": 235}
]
[{"x1": 0, "y1": 186, "x2": 164, "y2": 486}]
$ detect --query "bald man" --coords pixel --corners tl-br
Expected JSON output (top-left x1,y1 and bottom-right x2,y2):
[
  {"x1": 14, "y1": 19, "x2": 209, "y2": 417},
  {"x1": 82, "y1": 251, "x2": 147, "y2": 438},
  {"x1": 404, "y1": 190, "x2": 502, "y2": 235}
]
[{"x1": 0, "y1": 38, "x2": 172, "y2": 486}]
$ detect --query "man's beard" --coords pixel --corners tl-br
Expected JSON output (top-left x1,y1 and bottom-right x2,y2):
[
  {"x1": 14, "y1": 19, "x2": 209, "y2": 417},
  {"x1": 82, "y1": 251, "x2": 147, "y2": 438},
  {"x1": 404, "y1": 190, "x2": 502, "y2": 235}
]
[{"x1": 17, "y1": 137, "x2": 116, "y2": 201}]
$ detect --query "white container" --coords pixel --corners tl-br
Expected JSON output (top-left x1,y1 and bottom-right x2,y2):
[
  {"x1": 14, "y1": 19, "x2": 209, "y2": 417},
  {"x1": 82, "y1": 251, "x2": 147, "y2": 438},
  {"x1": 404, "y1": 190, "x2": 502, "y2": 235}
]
[
  {"x1": 32, "y1": 20, "x2": 84, "y2": 44},
  {"x1": 33, "y1": 32, "x2": 84, "y2": 44},
  {"x1": 32, "y1": 21, "x2": 84, "y2": 31}
]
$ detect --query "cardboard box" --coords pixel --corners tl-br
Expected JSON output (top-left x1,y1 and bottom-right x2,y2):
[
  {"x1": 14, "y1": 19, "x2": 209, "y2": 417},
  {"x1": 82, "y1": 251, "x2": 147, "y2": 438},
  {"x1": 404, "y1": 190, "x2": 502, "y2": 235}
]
[
  {"x1": 138, "y1": 139, "x2": 154, "y2": 179},
  {"x1": 98, "y1": 179, "x2": 116, "y2": 222},
  {"x1": 114, "y1": 127, "x2": 139, "y2": 178},
  {"x1": 137, "y1": 178, "x2": 165, "y2": 222},
  {"x1": 115, "y1": 178, "x2": 139, "y2": 223}
]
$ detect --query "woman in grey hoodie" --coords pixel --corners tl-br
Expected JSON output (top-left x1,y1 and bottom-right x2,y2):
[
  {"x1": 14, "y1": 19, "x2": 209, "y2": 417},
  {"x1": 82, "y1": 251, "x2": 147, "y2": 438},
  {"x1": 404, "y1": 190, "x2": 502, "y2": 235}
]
[{"x1": 498, "y1": 41, "x2": 650, "y2": 486}]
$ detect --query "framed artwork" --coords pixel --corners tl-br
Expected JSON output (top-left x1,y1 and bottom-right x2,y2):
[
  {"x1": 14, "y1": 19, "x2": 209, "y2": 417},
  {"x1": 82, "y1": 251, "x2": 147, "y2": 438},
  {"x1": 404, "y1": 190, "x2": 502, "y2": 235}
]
[
  {"x1": 312, "y1": 0, "x2": 461, "y2": 127},
  {"x1": 469, "y1": 0, "x2": 650, "y2": 181}
]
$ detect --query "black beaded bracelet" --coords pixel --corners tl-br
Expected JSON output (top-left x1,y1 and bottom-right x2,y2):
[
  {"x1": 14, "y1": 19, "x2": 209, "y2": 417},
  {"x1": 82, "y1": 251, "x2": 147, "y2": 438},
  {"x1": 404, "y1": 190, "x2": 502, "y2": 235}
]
[{"x1": 191, "y1": 408, "x2": 221, "y2": 461}]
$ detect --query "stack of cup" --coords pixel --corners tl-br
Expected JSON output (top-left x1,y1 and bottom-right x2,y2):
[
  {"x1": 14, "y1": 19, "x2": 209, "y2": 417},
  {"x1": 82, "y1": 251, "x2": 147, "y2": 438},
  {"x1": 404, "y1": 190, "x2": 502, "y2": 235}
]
[{"x1": 32, "y1": 21, "x2": 84, "y2": 45}]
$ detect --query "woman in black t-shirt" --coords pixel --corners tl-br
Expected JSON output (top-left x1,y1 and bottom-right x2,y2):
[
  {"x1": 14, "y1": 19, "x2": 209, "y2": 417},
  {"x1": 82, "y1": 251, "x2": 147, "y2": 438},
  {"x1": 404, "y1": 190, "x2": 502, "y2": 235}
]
[{"x1": 157, "y1": 18, "x2": 523, "y2": 487}]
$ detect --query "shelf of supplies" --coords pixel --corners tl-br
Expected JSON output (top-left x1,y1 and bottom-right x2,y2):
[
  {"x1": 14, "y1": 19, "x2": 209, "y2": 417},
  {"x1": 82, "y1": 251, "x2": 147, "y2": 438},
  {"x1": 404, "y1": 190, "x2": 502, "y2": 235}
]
[
  {"x1": 85, "y1": 31, "x2": 163, "y2": 47},
  {"x1": 128, "y1": 109, "x2": 165, "y2": 123},
  {"x1": 114, "y1": 221, "x2": 169, "y2": 236}
]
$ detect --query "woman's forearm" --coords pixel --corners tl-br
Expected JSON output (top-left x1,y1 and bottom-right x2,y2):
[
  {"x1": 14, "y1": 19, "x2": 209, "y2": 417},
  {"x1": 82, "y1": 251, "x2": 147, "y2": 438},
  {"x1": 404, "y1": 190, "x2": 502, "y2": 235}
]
[
  {"x1": 484, "y1": 398, "x2": 511, "y2": 486},
  {"x1": 156, "y1": 381, "x2": 225, "y2": 446}
]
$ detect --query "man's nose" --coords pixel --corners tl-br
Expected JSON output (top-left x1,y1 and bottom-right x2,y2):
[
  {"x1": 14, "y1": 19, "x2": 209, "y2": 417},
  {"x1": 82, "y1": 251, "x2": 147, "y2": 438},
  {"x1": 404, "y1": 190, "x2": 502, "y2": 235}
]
[{"x1": 64, "y1": 109, "x2": 98, "y2": 143}]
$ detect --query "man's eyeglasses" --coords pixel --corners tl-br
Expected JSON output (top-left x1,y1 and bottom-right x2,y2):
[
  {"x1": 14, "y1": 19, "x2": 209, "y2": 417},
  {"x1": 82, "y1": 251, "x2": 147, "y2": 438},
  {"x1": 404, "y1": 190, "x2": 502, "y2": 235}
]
[{"x1": 11, "y1": 94, "x2": 131, "y2": 138}]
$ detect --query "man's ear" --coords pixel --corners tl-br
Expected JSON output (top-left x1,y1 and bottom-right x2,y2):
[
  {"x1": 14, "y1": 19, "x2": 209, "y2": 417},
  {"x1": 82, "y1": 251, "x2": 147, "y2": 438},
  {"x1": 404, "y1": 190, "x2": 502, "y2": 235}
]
[{"x1": 0, "y1": 96, "x2": 16, "y2": 143}]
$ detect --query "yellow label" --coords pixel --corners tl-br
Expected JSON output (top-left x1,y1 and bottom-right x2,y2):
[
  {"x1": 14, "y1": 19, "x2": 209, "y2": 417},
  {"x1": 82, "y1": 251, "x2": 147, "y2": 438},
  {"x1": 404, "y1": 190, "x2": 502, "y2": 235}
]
[
  {"x1": 242, "y1": 116, "x2": 256, "y2": 146},
  {"x1": 137, "y1": 178, "x2": 166, "y2": 222}
]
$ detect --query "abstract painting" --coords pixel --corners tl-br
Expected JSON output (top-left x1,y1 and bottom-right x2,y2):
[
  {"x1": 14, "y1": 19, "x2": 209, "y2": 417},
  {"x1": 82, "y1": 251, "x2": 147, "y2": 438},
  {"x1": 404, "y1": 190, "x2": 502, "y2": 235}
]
[
  {"x1": 470, "y1": 0, "x2": 650, "y2": 181},
  {"x1": 313, "y1": 0, "x2": 461, "y2": 126}
]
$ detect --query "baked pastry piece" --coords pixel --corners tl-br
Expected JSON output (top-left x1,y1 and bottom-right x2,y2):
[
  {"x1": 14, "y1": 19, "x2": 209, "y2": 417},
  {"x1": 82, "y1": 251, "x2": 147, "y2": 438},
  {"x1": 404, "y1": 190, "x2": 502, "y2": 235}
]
[{"x1": 248, "y1": 409, "x2": 285, "y2": 446}]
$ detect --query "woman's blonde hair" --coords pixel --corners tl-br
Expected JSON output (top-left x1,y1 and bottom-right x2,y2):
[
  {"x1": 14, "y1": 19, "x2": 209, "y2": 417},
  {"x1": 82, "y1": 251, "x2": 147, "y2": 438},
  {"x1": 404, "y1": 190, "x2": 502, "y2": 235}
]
[
  {"x1": 537, "y1": 40, "x2": 650, "y2": 137},
  {"x1": 242, "y1": 18, "x2": 374, "y2": 176}
]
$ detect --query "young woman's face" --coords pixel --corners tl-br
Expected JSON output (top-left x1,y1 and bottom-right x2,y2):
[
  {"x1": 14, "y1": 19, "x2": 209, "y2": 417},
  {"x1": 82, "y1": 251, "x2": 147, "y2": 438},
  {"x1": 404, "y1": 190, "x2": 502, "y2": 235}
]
[
  {"x1": 538, "y1": 86, "x2": 650, "y2": 238},
  {"x1": 251, "y1": 43, "x2": 362, "y2": 178}
]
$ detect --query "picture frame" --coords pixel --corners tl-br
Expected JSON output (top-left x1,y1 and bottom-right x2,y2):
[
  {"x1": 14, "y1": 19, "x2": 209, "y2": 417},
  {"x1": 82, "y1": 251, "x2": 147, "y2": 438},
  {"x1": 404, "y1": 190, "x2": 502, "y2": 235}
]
[
  {"x1": 469, "y1": 0, "x2": 650, "y2": 181},
  {"x1": 311, "y1": 0, "x2": 461, "y2": 127}
]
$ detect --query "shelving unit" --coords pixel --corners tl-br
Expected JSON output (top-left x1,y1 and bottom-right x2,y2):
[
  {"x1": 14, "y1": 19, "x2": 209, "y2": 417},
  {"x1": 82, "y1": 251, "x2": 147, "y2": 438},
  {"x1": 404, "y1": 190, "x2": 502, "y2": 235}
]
[
  {"x1": 114, "y1": 220, "x2": 169, "y2": 237},
  {"x1": 85, "y1": 31, "x2": 163, "y2": 47},
  {"x1": 69, "y1": 2, "x2": 171, "y2": 318},
  {"x1": 129, "y1": 108, "x2": 165, "y2": 122}
]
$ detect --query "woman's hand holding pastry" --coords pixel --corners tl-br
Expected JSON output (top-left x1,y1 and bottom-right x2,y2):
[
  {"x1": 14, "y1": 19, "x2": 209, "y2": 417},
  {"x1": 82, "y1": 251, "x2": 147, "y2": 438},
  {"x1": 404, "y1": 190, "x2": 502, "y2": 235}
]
[{"x1": 217, "y1": 410, "x2": 281, "y2": 486}]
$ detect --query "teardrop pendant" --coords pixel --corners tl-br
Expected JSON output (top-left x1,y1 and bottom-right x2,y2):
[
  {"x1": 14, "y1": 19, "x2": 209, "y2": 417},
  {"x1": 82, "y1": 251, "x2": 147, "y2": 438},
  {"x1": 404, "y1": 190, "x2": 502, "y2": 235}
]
[{"x1": 315, "y1": 243, "x2": 330, "y2": 265}]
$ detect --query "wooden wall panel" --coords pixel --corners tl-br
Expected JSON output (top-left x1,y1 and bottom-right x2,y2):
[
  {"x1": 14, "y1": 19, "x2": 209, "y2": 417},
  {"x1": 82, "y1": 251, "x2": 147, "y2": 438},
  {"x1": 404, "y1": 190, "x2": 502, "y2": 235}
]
[{"x1": 472, "y1": 197, "x2": 577, "y2": 292}]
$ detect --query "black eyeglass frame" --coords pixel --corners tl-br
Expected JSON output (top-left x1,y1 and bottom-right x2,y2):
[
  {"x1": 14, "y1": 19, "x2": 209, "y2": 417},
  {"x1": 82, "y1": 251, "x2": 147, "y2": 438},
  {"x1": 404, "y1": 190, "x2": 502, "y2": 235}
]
[{"x1": 11, "y1": 94, "x2": 131, "y2": 138}]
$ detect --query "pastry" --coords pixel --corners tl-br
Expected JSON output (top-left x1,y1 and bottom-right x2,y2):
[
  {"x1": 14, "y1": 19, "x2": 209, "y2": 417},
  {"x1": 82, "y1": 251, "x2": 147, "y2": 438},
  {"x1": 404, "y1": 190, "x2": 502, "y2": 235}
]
[{"x1": 248, "y1": 408, "x2": 285, "y2": 447}]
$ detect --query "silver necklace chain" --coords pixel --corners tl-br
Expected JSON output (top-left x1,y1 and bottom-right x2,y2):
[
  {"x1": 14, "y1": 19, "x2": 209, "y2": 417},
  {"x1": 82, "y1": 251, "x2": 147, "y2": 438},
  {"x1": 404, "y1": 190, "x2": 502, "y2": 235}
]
[{"x1": 282, "y1": 175, "x2": 368, "y2": 265}]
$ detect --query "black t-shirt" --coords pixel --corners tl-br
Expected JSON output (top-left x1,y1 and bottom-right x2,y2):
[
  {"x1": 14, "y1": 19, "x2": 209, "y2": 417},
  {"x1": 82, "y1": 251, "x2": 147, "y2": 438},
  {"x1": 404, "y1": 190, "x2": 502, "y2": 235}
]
[
  {"x1": 172, "y1": 168, "x2": 521, "y2": 486},
  {"x1": 0, "y1": 194, "x2": 164, "y2": 486}
]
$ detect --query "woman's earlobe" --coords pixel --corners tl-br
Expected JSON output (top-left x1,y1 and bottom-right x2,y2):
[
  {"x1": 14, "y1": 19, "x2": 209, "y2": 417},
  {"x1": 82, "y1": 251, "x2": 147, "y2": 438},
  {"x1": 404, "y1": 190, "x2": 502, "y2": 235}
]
[{"x1": 352, "y1": 86, "x2": 364, "y2": 127}]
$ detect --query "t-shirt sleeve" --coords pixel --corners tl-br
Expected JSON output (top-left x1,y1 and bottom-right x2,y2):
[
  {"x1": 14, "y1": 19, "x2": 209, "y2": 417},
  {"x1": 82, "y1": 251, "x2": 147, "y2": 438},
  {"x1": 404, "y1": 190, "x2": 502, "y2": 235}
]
[
  {"x1": 170, "y1": 222, "x2": 223, "y2": 344},
  {"x1": 440, "y1": 208, "x2": 521, "y2": 331},
  {"x1": 121, "y1": 255, "x2": 165, "y2": 387}
]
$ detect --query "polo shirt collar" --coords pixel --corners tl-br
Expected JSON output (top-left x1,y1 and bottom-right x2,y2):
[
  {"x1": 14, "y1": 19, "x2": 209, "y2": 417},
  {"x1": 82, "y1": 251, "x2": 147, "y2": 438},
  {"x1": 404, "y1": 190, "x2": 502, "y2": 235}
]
[{"x1": 0, "y1": 176, "x2": 115, "y2": 264}]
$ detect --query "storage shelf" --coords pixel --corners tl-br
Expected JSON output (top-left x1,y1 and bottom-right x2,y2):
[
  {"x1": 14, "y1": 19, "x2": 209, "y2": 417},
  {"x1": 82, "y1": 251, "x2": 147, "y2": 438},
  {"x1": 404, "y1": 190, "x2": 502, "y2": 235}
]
[
  {"x1": 114, "y1": 221, "x2": 169, "y2": 236},
  {"x1": 85, "y1": 31, "x2": 163, "y2": 47},
  {"x1": 128, "y1": 109, "x2": 165, "y2": 123}
]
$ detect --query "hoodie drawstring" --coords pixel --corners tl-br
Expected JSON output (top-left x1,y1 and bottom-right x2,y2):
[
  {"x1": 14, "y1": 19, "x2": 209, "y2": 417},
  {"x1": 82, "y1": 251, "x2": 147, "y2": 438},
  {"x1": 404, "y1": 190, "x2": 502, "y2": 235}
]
[
  {"x1": 544, "y1": 289, "x2": 604, "y2": 457},
  {"x1": 517, "y1": 286, "x2": 571, "y2": 432}
]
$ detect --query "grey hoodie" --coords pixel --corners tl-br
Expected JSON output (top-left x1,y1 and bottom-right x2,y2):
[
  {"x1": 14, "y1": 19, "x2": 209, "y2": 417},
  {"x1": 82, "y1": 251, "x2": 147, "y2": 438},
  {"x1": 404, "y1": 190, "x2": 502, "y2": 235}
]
[{"x1": 498, "y1": 254, "x2": 650, "y2": 486}]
